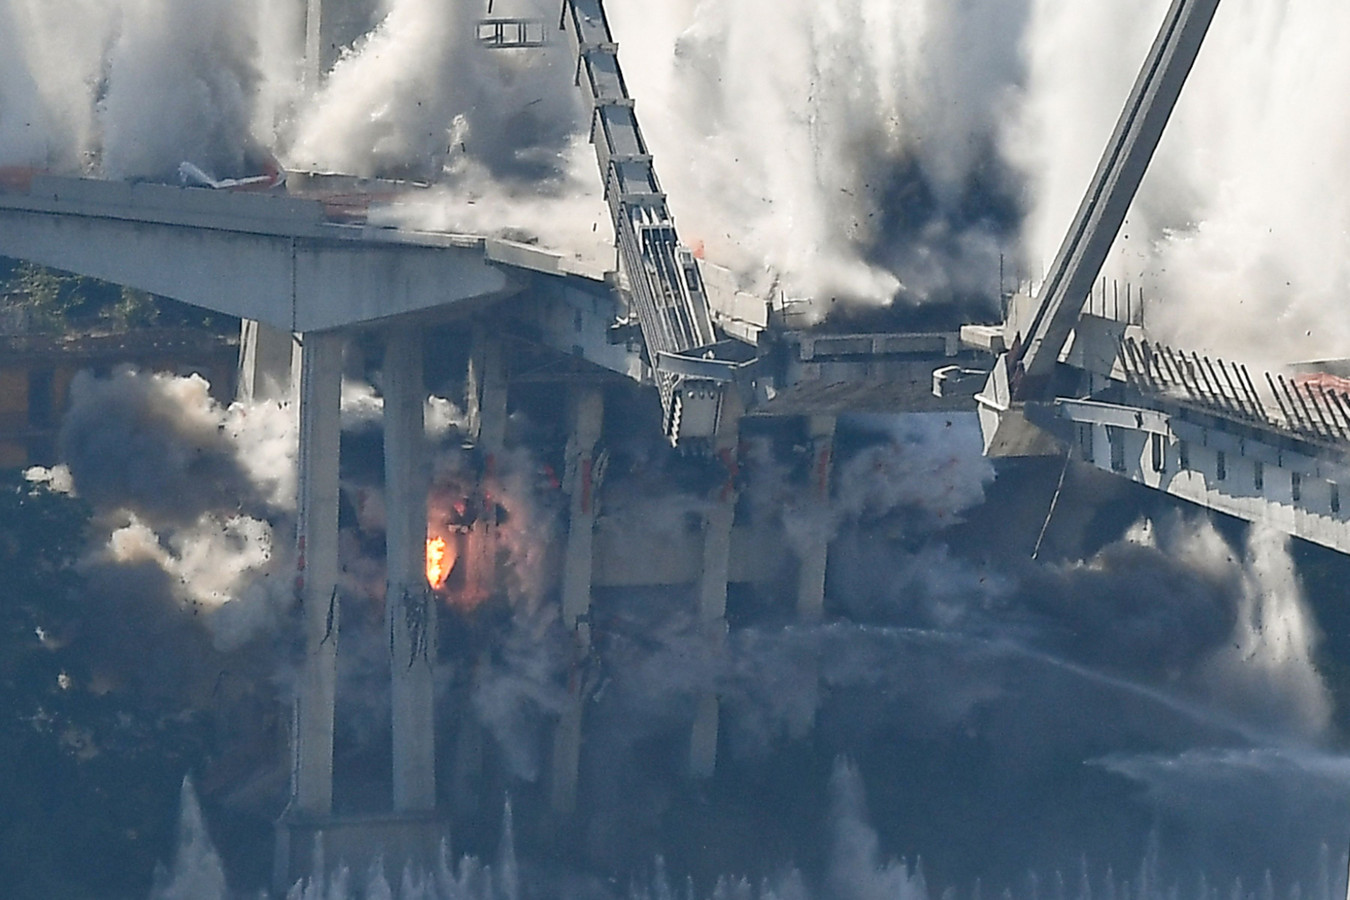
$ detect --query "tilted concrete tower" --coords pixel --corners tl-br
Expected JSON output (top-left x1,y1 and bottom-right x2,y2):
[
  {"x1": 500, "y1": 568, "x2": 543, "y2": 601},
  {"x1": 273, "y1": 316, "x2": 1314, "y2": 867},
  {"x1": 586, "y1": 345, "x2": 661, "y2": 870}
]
[{"x1": 305, "y1": 0, "x2": 382, "y2": 90}]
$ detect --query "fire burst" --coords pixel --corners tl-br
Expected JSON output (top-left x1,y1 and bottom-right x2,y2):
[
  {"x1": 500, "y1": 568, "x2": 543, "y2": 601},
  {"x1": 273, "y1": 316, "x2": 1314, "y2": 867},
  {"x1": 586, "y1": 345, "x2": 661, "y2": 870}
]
[{"x1": 425, "y1": 537, "x2": 453, "y2": 590}]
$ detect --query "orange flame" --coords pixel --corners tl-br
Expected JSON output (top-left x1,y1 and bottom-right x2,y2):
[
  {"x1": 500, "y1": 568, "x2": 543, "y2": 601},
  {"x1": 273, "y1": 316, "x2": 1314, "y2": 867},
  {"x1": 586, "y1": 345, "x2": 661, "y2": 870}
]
[{"x1": 426, "y1": 537, "x2": 454, "y2": 590}]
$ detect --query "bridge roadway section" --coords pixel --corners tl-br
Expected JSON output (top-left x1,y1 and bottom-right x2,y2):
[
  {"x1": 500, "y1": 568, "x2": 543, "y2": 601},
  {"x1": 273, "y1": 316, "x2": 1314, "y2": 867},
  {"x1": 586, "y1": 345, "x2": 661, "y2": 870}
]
[
  {"x1": 0, "y1": 173, "x2": 980, "y2": 885},
  {"x1": 965, "y1": 306, "x2": 1350, "y2": 557},
  {"x1": 955, "y1": 0, "x2": 1350, "y2": 558}
]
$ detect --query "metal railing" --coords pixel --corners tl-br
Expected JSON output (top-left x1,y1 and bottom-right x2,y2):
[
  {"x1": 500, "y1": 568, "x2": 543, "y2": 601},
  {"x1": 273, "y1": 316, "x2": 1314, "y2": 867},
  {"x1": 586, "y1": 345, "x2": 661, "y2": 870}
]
[
  {"x1": 1118, "y1": 335, "x2": 1350, "y2": 447},
  {"x1": 560, "y1": 0, "x2": 737, "y2": 443}
]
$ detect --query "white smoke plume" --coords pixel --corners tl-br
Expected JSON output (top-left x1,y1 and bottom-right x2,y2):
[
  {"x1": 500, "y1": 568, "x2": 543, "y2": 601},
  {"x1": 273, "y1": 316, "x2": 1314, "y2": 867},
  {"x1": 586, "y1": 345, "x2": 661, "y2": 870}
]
[
  {"x1": 1008, "y1": 0, "x2": 1350, "y2": 365},
  {"x1": 832, "y1": 413, "x2": 995, "y2": 531},
  {"x1": 57, "y1": 367, "x2": 298, "y2": 650},
  {"x1": 4, "y1": 0, "x2": 1350, "y2": 347},
  {"x1": 98, "y1": 511, "x2": 292, "y2": 651},
  {"x1": 25, "y1": 364, "x2": 1350, "y2": 893},
  {"x1": 289, "y1": 0, "x2": 582, "y2": 181},
  {"x1": 290, "y1": 0, "x2": 616, "y2": 266},
  {"x1": 148, "y1": 777, "x2": 228, "y2": 900},
  {"x1": 0, "y1": 0, "x2": 117, "y2": 170},
  {"x1": 1198, "y1": 524, "x2": 1333, "y2": 738},
  {"x1": 779, "y1": 412, "x2": 996, "y2": 559},
  {"x1": 0, "y1": 0, "x2": 295, "y2": 179},
  {"x1": 284, "y1": 0, "x2": 1027, "y2": 305},
  {"x1": 99, "y1": 0, "x2": 263, "y2": 180},
  {"x1": 57, "y1": 366, "x2": 299, "y2": 522},
  {"x1": 1025, "y1": 513, "x2": 1333, "y2": 741},
  {"x1": 606, "y1": 0, "x2": 1027, "y2": 311}
]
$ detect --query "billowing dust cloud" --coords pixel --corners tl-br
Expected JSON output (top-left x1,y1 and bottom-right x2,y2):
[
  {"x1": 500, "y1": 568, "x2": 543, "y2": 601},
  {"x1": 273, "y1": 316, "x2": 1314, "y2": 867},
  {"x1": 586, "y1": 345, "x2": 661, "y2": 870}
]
[{"x1": 4, "y1": 0, "x2": 1348, "y2": 353}]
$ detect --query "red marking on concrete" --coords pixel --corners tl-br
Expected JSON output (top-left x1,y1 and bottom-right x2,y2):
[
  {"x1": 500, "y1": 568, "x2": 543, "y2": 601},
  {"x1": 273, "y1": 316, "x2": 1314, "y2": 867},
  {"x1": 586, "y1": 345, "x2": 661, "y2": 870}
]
[
  {"x1": 815, "y1": 446, "x2": 832, "y2": 498},
  {"x1": 717, "y1": 447, "x2": 739, "y2": 503},
  {"x1": 581, "y1": 457, "x2": 594, "y2": 515},
  {"x1": 0, "y1": 167, "x2": 42, "y2": 192}
]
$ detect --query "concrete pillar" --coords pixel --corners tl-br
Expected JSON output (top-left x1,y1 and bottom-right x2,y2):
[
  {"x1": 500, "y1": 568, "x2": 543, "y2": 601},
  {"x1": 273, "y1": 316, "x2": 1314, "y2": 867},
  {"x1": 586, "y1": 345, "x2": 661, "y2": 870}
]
[
  {"x1": 465, "y1": 321, "x2": 509, "y2": 451},
  {"x1": 292, "y1": 330, "x2": 344, "y2": 817},
  {"x1": 384, "y1": 326, "x2": 437, "y2": 813},
  {"x1": 550, "y1": 386, "x2": 605, "y2": 814},
  {"x1": 560, "y1": 387, "x2": 604, "y2": 639},
  {"x1": 304, "y1": 0, "x2": 322, "y2": 93},
  {"x1": 307, "y1": 0, "x2": 377, "y2": 86},
  {"x1": 690, "y1": 392, "x2": 740, "y2": 779},
  {"x1": 237, "y1": 320, "x2": 296, "y2": 403},
  {"x1": 787, "y1": 415, "x2": 834, "y2": 743},
  {"x1": 796, "y1": 415, "x2": 836, "y2": 623}
]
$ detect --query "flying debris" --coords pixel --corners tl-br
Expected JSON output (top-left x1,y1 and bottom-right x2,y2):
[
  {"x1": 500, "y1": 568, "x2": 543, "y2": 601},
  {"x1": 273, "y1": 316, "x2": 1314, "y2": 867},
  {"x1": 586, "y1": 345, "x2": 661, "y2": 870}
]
[{"x1": 178, "y1": 152, "x2": 286, "y2": 192}]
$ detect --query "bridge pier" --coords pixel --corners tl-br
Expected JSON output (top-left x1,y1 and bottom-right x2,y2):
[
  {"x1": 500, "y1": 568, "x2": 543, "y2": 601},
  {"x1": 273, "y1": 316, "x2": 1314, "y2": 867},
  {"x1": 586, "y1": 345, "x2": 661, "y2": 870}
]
[
  {"x1": 786, "y1": 414, "x2": 835, "y2": 742},
  {"x1": 291, "y1": 330, "x2": 345, "y2": 818},
  {"x1": 690, "y1": 395, "x2": 741, "y2": 779},
  {"x1": 551, "y1": 385, "x2": 605, "y2": 814},
  {"x1": 383, "y1": 325, "x2": 437, "y2": 813},
  {"x1": 796, "y1": 415, "x2": 836, "y2": 623},
  {"x1": 277, "y1": 325, "x2": 450, "y2": 890},
  {"x1": 237, "y1": 320, "x2": 297, "y2": 403}
]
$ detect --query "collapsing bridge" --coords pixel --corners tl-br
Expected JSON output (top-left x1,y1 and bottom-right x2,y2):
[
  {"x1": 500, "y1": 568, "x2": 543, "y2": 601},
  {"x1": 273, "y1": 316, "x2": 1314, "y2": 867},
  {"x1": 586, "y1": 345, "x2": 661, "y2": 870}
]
[
  {"x1": 9, "y1": 0, "x2": 1346, "y2": 887},
  {"x1": 0, "y1": 0, "x2": 988, "y2": 886},
  {"x1": 944, "y1": 0, "x2": 1350, "y2": 555}
]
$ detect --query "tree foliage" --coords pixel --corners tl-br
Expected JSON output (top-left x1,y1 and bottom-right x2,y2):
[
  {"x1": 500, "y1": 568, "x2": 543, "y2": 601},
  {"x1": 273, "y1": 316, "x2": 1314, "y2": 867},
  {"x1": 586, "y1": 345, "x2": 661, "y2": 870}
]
[
  {"x1": 0, "y1": 257, "x2": 235, "y2": 335},
  {"x1": 0, "y1": 474, "x2": 210, "y2": 899}
]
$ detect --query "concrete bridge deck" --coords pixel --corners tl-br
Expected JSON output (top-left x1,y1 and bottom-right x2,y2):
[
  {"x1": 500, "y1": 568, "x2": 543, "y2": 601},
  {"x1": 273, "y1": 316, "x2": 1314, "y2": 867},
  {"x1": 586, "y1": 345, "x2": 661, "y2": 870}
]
[
  {"x1": 969, "y1": 303, "x2": 1350, "y2": 555},
  {"x1": 0, "y1": 173, "x2": 601, "y2": 334}
]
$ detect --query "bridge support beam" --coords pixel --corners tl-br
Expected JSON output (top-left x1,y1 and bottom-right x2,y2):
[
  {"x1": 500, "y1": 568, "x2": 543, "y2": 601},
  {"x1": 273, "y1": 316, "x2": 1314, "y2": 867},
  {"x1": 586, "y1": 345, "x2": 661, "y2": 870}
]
[
  {"x1": 690, "y1": 394, "x2": 741, "y2": 779},
  {"x1": 551, "y1": 385, "x2": 605, "y2": 814},
  {"x1": 292, "y1": 330, "x2": 345, "y2": 817},
  {"x1": 384, "y1": 325, "x2": 437, "y2": 812}
]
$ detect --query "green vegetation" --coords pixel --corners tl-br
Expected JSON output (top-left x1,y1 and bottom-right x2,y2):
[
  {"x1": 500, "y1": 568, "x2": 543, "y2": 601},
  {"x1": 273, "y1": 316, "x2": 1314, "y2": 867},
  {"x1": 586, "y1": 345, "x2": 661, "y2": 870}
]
[
  {"x1": 0, "y1": 474, "x2": 210, "y2": 899},
  {"x1": 0, "y1": 256, "x2": 235, "y2": 336}
]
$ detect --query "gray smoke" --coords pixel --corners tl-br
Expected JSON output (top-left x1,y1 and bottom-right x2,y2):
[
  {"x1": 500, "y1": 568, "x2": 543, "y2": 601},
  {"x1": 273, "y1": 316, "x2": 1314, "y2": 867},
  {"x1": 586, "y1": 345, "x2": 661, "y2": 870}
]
[
  {"x1": 290, "y1": 0, "x2": 583, "y2": 183},
  {"x1": 99, "y1": 0, "x2": 264, "y2": 180},
  {"x1": 26, "y1": 363, "x2": 1350, "y2": 894}
]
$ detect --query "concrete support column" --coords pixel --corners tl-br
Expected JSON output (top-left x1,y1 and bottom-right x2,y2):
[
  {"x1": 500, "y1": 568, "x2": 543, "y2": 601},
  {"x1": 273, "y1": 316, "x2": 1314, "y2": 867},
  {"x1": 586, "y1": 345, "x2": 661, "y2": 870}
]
[
  {"x1": 787, "y1": 415, "x2": 834, "y2": 743},
  {"x1": 465, "y1": 321, "x2": 509, "y2": 452},
  {"x1": 304, "y1": 0, "x2": 323, "y2": 92},
  {"x1": 292, "y1": 330, "x2": 344, "y2": 817},
  {"x1": 384, "y1": 326, "x2": 437, "y2": 813},
  {"x1": 237, "y1": 320, "x2": 296, "y2": 403},
  {"x1": 560, "y1": 387, "x2": 604, "y2": 639},
  {"x1": 551, "y1": 386, "x2": 605, "y2": 814},
  {"x1": 796, "y1": 415, "x2": 836, "y2": 623},
  {"x1": 690, "y1": 392, "x2": 741, "y2": 779}
]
